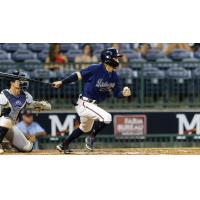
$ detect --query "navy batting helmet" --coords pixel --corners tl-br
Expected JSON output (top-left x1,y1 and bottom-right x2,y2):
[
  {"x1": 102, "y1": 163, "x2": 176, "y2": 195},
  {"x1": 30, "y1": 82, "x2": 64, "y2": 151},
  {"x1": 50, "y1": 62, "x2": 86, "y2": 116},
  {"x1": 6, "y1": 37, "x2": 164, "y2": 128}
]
[{"x1": 101, "y1": 48, "x2": 123, "y2": 68}]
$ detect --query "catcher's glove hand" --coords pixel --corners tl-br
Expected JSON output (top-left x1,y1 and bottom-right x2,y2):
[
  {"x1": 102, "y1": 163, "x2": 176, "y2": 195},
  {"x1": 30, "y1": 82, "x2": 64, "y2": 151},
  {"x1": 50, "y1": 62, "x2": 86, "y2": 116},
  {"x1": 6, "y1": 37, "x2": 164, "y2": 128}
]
[
  {"x1": 122, "y1": 87, "x2": 131, "y2": 97},
  {"x1": 31, "y1": 100, "x2": 51, "y2": 112}
]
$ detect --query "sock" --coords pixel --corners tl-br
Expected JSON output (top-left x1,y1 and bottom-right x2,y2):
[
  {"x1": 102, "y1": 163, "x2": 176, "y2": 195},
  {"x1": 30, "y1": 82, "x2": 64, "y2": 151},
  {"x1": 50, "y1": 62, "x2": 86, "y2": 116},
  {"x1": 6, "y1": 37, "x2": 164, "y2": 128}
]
[
  {"x1": 90, "y1": 122, "x2": 108, "y2": 138},
  {"x1": 62, "y1": 128, "x2": 83, "y2": 147},
  {"x1": 0, "y1": 126, "x2": 9, "y2": 144}
]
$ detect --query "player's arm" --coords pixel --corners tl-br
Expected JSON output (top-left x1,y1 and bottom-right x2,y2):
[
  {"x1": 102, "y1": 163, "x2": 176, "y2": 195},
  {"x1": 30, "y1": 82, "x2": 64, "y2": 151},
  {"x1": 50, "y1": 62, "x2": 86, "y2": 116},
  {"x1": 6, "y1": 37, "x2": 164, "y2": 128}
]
[
  {"x1": 52, "y1": 65, "x2": 97, "y2": 88},
  {"x1": 52, "y1": 72, "x2": 82, "y2": 88},
  {"x1": 0, "y1": 93, "x2": 8, "y2": 116},
  {"x1": 113, "y1": 76, "x2": 131, "y2": 98}
]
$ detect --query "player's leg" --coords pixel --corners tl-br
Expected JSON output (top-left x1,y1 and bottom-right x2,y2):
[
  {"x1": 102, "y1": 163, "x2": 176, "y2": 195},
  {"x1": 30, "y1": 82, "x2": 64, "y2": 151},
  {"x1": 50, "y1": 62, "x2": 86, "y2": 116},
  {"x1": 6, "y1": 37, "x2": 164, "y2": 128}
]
[
  {"x1": 57, "y1": 117, "x2": 94, "y2": 154},
  {"x1": 82, "y1": 102, "x2": 112, "y2": 150},
  {"x1": 6, "y1": 126, "x2": 33, "y2": 152},
  {"x1": 0, "y1": 117, "x2": 13, "y2": 154}
]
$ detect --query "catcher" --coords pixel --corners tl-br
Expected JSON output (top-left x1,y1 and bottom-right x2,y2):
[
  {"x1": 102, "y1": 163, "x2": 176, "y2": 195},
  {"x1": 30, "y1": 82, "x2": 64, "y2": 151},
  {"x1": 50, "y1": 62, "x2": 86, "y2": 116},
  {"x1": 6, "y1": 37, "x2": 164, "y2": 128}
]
[{"x1": 0, "y1": 71, "x2": 51, "y2": 154}]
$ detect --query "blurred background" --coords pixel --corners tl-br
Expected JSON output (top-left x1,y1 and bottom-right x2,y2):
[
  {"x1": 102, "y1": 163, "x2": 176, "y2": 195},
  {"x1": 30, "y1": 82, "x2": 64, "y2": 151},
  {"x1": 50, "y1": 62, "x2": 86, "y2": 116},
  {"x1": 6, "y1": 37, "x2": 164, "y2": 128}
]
[{"x1": 2, "y1": 43, "x2": 200, "y2": 151}]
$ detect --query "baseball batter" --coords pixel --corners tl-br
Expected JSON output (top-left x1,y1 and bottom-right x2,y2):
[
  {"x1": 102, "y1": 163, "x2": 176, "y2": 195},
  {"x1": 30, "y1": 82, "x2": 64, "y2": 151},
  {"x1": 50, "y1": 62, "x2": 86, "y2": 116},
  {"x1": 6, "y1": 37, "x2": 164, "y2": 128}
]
[
  {"x1": 53, "y1": 48, "x2": 131, "y2": 154},
  {"x1": 0, "y1": 71, "x2": 51, "y2": 154}
]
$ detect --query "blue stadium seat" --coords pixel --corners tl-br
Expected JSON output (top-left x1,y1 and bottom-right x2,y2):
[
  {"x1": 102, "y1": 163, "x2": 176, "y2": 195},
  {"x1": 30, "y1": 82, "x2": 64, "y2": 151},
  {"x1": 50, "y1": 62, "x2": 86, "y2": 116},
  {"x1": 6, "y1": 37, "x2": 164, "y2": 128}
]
[
  {"x1": 92, "y1": 43, "x2": 105, "y2": 50},
  {"x1": 129, "y1": 58, "x2": 146, "y2": 69},
  {"x1": 31, "y1": 69, "x2": 50, "y2": 79},
  {"x1": 192, "y1": 67, "x2": 200, "y2": 78},
  {"x1": 2, "y1": 43, "x2": 26, "y2": 52},
  {"x1": 116, "y1": 67, "x2": 136, "y2": 85},
  {"x1": 0, "y1": 60, "x2": 16, "y2": 72},
  {"x1": 146, "y1": 49, "x2": 165, "y2": 61},
  {"x1": 181, "y1": 58, "x2": 200, "y2": 69},
  {"x1": 155, "y1": 58, "x2": 174, "y2": 69},
  {"x1": 60, "y1": 43, "x2": 79, "y2": 52},
  {"x1": 38, "y1": 50, "x2": 48, "y2": 62},
  {"x1": 66, "y1": 49, "x2": 82, "y2": 62},
  {"x1": 0, "y1": 50, "x2": 10, "y2": 60},
  {"x1": 120, "y1": 43, "x2": 132, "y2": 50},
  {"x1": 23, "y1": 59, "x2": 42, "y2": 71},
  {"x1": 169, "y1": 49, "x2": 192, "y2": 61},
  {"x1": 194, "y1": 51, "x2": 200, "y2": 59},
  {"x1": 94, "y1": 49, "x2": 103, "y2": 59},
  {"x1": 122, "y1": 50, "x2": 141, "y2": 60},
  {"x1": 142, "y1": 67, "x2": 165, "y2": 79},
  {"x1": 12, "y1": 50, "x2": 36, "y2": 62},
  {"x1": 166, "y1": 67, "x2": 191, "y2": 79},
  {"x1": 27, "y1": 43, "x2": 49, "y2": 52}
]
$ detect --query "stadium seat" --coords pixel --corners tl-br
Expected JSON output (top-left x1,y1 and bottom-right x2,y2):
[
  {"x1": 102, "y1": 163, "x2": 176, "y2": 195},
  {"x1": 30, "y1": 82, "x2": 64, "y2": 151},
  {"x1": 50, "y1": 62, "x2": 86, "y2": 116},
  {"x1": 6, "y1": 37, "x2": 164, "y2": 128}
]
[
  {"x1": 155, "y1": 58, "x2": 174, "y2": 69},
  {"x1": 181, "y1": 58, "x2": 200, "y2": 69},
  {"x1": 142, "y1": 67, "x2": 165, "y2": 79},
  {"x1": 38, "y1": 50, "x2": 48, "y2": 62},
  {"x1": 12, "y1": 50, "x2": 36, "y2": 62},
  {"x1": 122, "y1": 50, "x2": 141, "y2": 60},
  {"x1": 0, "y1": 50, "x2": 10, "y2": 60},
  {"x1": 92, "y1": 43, "x2": 105, "y2": 50},
  {"x1": 145, "y1": 49, "x2": 165, "y2": 61},
  {"x1": 60, "y1": 43, "x2": 79, "y2": 52},
  {"x1": 169, "y1": 49, "x2": 192, "y2": 61},
  {"x1": 166, "y1": 67, "x2": 191, "y2": 79},
  {"x1": 0, "y1": 60, "x2": 16, "y2": 72},
  {"x1": 27, "y1": 43, "x2": 49, "y2": 52},
  {"x1": 23, "y1": 59, "x2": 43, "y2": 71},
  {"x1": 129, "y1": 58, "x2": 147, "y2": 69},
  {"x1": 31, "y1": 69, "x2": 50, "y2": 79},
  {"x1": 192, "y1": 67, "x2": 200, "y2": 78},
  {"x1": 2, "y1": 43, "x2": 26, "y2": 52},
  {"x1": 66, "y1": 49, "x2": 82, "y2": 62},
  {"x1": 120, "y1": 43, "x2": 132, "y2": 50},
  {"x1": 194, "y1": 51, "x2": 200, "y2": 59}
]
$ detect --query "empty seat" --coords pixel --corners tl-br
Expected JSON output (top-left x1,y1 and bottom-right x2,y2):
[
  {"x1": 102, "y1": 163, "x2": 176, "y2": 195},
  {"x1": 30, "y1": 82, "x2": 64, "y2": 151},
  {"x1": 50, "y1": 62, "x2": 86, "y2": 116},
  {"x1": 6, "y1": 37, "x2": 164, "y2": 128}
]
[
  {"x1": 169, "y1": 49, "x2": 192, "y2": 61},
  {"x1": 194, "y1": 51, "x2": 200, "y2": 59},
  {"x1": 12, "y1": 50, "x2": 36, "y2": 62},
  {"x1": 38, "y1": 50, "x2": 48, "y2": 62},
  {"x1": 27, "y1": 43, "x2": 49, "y2": 52},
  {"x1": 66, "y1": 49, "x2": 82, "y2": 61},
  {"x1": 2, "y1": 43, "x2": 26, "y2": 52},
  {"x1": 181, "y1": 58, "x2": 200, "y2": 69},
  {"x1": 129, "y1": 58, "x2": 146, "y2": 69},
  {"x1": 166, "y1": 67, "x2": 191, "y2": 79},
  {"x1": 155, "y1": 58, "x2": 174, "y2": 69},
  {"x1": 142, "y1": 67, "x2": 165, "y2": 79},
  {"x1": 23, "y1": 59, "x2": 42, "y2": 71},
  {"x1": 146, "y1": 49, "x2": 165, "y2": 61},
  {"x1": 60, "y1": 43, "x2": 79, "y2": 52},
  {"x1": 122, "y1": 50, "x2": 141, "y2": 60},
  {"x1": 120, "y1": 43, "x2": 132, "y2": 50},
  {"x1": 0, "y1": 60, "x2": 16, "y2": 72},
  {"x1": 0, "y1": 50, "x2": 10, "y2": 60},
  {"x1": 92, "y1": 43, "x2": 105, "y2": 50},
  {"x1": 31, "y1": 69, "x2": 50, "y2": 79}
]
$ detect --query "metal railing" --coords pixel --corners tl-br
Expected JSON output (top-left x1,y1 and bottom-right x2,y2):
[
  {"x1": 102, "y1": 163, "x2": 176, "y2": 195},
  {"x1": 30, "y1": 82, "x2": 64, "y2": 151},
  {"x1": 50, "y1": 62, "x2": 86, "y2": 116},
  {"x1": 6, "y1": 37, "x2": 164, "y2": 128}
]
[
  {"x1": 1, "y1": 61, "x2": 200, "y2": 109},
  {"x1": 38, "y1": 134, "x2": 200, "y2": 149}
]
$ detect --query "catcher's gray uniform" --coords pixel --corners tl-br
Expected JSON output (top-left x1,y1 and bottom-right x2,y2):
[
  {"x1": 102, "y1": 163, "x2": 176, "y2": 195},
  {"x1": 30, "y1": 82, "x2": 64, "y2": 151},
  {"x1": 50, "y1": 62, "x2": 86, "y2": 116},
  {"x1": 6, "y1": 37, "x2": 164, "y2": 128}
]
[{"x1": 0, "y1": 89, "x2": 51, "y2": 152}]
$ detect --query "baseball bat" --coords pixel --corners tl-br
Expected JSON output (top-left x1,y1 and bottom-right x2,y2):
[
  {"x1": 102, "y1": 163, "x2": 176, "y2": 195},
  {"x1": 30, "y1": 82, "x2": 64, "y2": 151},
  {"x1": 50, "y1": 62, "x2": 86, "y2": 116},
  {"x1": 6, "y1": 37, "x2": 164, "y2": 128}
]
[{"x1": 0, "y1": 71, "x2": 52, "y2": 86}]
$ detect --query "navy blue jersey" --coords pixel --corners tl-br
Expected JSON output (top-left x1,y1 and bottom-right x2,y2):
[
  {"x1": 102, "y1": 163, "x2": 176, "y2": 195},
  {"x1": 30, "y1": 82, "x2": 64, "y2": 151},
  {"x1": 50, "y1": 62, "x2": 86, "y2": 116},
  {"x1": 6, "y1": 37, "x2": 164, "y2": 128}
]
[{"x1": 80, "y1": 64, "x2": 122, "y2": 103}]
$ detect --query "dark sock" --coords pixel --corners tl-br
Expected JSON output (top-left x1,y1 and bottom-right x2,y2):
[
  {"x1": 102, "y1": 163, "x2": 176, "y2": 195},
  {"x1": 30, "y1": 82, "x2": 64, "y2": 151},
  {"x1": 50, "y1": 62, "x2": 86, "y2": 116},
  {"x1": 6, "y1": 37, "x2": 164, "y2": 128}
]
[
  {"x1": 0, "y1": 127, "x2": 9, "y2": 144},
  {"x1": 90, "y1": 122, "x2": 108, "y2": 138},
  {"x1": 62, "y1": 128, "x2": 83, "y2": 147}
]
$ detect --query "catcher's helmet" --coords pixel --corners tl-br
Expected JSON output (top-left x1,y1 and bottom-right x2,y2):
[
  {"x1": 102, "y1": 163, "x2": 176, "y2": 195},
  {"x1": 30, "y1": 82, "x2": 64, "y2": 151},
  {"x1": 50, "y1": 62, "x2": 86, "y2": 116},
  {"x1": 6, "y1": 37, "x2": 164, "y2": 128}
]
[
  {"x1": 101, "y1": 48, "x2": 123, "y2": 68},
  {"x1": 10, "y1": 70, "x2": 29, "y2": 90}
]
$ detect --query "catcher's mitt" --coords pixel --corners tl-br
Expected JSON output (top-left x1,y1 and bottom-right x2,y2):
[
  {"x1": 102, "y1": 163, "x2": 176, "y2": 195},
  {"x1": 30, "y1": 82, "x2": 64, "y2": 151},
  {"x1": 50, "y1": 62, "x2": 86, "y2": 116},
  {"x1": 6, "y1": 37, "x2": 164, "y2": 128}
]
[{"x1": 29, "y1": 100, "x2": 51, "y2": 112}]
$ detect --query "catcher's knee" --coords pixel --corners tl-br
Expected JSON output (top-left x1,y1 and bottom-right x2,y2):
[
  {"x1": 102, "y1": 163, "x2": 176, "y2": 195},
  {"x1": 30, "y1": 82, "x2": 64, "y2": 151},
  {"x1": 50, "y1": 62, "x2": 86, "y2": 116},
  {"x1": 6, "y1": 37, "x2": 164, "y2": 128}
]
[{"x1": 21, "y1": 142, "x2": 33, "y2": 152}]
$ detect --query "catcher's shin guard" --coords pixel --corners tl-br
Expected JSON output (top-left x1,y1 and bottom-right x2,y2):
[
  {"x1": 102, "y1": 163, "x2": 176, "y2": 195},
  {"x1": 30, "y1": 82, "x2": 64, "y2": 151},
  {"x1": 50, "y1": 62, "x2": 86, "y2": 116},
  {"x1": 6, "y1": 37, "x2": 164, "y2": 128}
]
[{"x1": 0, "y1": 126, "x2": 9, "y2": 144}]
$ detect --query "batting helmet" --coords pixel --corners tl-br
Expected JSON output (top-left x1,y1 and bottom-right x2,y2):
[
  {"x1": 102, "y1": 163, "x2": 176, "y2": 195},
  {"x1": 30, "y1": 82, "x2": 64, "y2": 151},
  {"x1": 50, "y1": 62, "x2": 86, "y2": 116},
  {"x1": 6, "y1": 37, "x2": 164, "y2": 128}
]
[{"x1": 101, "y1": 48, "x2": 123, "y2": 68}]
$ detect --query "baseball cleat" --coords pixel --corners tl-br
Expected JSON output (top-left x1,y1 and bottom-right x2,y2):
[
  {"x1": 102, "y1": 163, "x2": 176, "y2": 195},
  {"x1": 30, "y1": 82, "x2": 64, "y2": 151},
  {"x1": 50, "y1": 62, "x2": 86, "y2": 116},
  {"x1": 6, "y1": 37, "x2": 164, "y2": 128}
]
[
  {"x1": 85, "y1": 136, "x2": 95, "y2": 151},
  {"x1": 0, "y1": 144, "x2": 4, "y2": 154},
  {"x1": 56, "y1": 144, "x2": 72, "y2": 154}
]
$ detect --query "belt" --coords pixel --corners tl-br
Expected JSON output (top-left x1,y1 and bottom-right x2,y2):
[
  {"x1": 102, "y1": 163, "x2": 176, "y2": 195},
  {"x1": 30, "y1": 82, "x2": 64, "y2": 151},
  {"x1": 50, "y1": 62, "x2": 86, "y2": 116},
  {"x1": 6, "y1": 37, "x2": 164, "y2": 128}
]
[{"x1": 79, "y1": 95, "x2": 96, "y2": 103}]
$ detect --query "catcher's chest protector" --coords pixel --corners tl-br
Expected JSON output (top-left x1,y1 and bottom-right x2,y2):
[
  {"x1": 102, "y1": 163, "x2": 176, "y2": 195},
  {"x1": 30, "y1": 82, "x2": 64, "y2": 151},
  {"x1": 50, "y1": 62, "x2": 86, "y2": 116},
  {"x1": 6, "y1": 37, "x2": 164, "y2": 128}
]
[{"x1": 2, "y1": 90, "x2": 26, "y2": 122}]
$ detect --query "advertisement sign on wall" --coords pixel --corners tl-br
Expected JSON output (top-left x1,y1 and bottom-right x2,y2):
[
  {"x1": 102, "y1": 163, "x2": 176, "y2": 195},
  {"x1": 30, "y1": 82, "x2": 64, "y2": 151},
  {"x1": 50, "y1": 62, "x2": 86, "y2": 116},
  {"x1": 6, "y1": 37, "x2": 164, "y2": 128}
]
[{"x1": 114, "y1": 115, "x2": 147, "y2": 137}]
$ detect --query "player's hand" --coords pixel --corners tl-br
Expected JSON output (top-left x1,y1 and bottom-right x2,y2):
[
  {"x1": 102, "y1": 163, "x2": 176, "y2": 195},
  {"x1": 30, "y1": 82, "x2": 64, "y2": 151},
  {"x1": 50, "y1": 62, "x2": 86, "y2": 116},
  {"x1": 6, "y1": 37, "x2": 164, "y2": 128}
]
[
  {"x1": 52, "y1": 81, "x2": 62, "y2": 88},
  {"x1": 122, "y1": 87, "x2": 131, "y2": 97}
]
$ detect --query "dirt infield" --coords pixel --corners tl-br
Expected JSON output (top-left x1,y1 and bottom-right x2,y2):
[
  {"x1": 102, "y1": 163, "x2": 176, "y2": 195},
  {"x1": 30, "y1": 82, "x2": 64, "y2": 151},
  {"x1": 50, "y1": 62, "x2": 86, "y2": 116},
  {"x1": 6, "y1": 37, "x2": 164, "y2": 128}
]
[{"x1": 3, "y1": 147, "x2": 200, "y2": 155}]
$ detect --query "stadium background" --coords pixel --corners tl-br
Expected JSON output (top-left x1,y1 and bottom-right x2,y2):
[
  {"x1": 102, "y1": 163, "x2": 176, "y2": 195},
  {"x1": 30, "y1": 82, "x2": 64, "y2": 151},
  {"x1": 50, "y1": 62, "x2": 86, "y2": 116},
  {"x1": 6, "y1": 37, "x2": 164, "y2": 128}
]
[{"x1": 1, "y1": 43, "x2": 200, "y2": 152}]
